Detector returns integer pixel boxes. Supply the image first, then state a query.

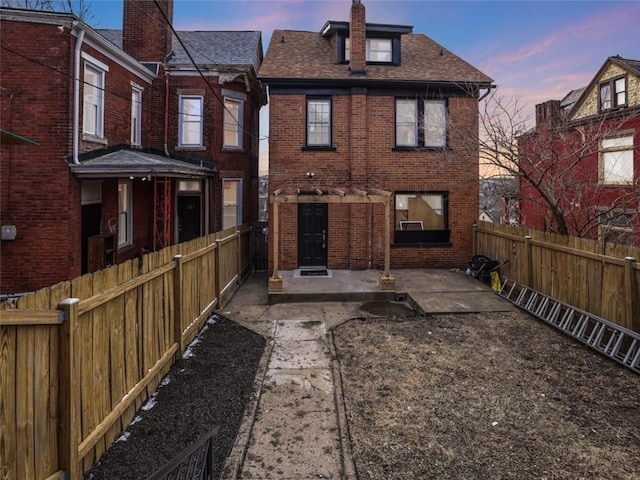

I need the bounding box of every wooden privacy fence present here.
[475,221,639,333]
[0,225,252,480]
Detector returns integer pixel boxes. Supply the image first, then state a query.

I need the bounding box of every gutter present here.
[478,84,497,102]
[72,22,85,164]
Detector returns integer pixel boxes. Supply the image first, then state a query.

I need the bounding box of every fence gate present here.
[252,221,268,271]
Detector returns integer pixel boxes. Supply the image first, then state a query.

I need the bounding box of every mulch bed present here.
[84,315,265,480]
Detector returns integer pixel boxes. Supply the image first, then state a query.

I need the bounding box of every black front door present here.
[298,203,327,266]
[177,195,202,243]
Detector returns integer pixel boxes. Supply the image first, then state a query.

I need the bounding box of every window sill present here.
[82,134,108,145]
[392,146,448,152]
[392,242,452,248]
[176,146,206,151]
[222,146,245,153]
[599,182,634,187]
[302,146,336,152]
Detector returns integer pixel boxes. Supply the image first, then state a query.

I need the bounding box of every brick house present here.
[0,1,265,294]
[259,0,493,291]
[518,56,640,245]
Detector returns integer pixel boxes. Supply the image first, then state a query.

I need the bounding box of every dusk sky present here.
[82,0,640,173]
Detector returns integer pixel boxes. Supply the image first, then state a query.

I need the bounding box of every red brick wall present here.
[1,21,77,292]
[268,92,480,272]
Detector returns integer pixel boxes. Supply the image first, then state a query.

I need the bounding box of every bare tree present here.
[0,0,93,20]
[452,89,639,245]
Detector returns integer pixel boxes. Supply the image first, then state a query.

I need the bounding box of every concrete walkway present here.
[220,269,517,479]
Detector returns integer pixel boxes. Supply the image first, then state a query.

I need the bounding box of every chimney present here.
[535,100,561,128]
[349,0,366,75]
[123,0,173,62]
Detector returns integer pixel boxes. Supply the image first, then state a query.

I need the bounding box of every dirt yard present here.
[332,307,640,480]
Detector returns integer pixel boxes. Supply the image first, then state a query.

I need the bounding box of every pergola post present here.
[268,190,283,293]
[378,196,395,291]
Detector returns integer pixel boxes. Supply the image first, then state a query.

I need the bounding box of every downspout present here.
[72,24,85,164]
[164,71,170,156]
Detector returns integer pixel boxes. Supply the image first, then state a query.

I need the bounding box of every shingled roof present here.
[97,29,263,73]
[259,28,493,86]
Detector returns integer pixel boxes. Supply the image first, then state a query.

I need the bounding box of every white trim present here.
[81,51,109,72]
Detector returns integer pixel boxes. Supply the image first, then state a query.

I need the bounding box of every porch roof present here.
[69,147,214,179]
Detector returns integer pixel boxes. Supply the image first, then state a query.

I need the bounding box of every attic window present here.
[599,76,627,111]
[344,38,396,64]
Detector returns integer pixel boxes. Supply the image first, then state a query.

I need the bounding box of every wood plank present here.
[104,265,123,449]
[0,309,65,325]
[16,294,35,480]
[0,324,17,480]
[91,269,109,462]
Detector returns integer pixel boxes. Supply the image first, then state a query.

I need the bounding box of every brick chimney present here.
[349,0,366,75]
[535,100,561,128]
[123,0,173,62]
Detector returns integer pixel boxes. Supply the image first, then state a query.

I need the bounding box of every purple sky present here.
[84,0,640,173]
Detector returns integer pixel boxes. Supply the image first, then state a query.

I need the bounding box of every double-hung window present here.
[600,77,627,111]
[131,86,142,146]
[118,179,132,247]
[306,98,332,147]
[394,192,450,244]
[82,55,108,138]
[600,135,634,184]
[395,98,447,148]
[222,179,242,229]
[178,95,203,147]
[223,97,243,148]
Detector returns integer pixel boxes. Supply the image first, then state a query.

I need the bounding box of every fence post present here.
[624,257,638,333]
[58,298,81,480]
[524,236,533,287]
[173,255,183,359]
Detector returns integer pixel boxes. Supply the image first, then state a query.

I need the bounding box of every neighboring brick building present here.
[0,1,265,294]
[259,0,493,290]
[518,56,640,245]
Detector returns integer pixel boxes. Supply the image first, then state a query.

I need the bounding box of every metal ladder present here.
[498,278,640,375]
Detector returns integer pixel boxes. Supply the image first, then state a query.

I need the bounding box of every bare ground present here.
[332,307,640,480]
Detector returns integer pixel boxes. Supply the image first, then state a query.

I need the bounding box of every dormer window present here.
[599,76,627,111]
[345,37,396,64]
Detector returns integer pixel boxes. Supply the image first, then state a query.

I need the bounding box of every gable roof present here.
[568,56,640,119]
[97,29,263,73]
[259,28,493,86]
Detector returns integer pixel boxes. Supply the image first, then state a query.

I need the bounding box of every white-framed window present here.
[600,135,634,184]
[395,98,447,148]
[83,60,106,137]
[222,179,242,229]
[131,86,142,146]
[178,95,203,146]
[307,98,331,147]
[118,179,132,247]
[345,38,393,63]
[600,77,627,111]
[394,192,449,243]
[223,97,243,148]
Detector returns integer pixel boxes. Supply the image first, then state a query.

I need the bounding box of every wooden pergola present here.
[268,187,396,293]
